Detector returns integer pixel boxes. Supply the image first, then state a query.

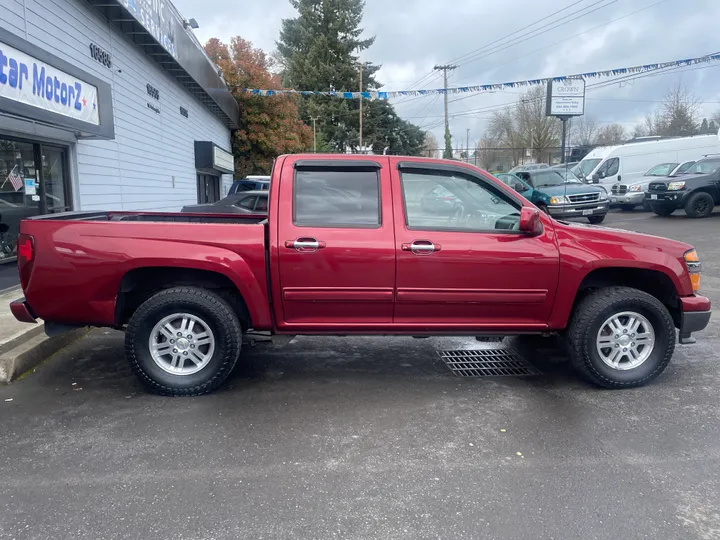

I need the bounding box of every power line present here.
[452,0,620,70]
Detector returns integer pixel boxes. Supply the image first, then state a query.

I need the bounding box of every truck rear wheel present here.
[125,287,242,396]
[567,287,675,389]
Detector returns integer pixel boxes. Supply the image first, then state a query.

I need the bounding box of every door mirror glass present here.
[519,206,542,235]
[514,182,528,193]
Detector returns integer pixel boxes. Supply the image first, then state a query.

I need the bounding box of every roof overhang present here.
[86,0,239,129]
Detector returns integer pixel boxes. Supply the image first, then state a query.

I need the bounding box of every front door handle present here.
[401,240,442,255]
[284,238,326,252]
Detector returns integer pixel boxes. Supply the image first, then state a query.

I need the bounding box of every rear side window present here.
[255,196,268,211]
[294,170,380,227]
[236,196,257,209]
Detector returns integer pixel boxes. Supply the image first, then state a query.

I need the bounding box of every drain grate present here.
[437,349,541,378]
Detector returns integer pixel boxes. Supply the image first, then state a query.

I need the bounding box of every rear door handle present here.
[284,238,326,252]
[401,240,441,255]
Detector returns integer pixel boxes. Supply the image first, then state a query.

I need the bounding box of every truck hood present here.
[537,183,604,196]
[555,219,693,257]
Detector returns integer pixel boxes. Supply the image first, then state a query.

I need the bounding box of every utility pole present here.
[434,64,456,159]
[359,64,364,154]
[310,116,319,152]
[466,128,470,163]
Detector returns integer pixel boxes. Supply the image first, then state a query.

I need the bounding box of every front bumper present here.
[678,295,711,343]
[547,200,609,219]
[609,192,645,205]
[10,298,37,323]
[645,190,687,209]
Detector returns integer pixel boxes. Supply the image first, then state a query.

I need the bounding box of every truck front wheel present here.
[567,287,675,388]
[125,287,242,396]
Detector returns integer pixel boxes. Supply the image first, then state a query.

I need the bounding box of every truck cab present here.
[647,157,720,218]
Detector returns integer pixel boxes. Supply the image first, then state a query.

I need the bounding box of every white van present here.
[576,135,720,186]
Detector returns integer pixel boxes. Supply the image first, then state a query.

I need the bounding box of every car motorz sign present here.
[546,79,585,117]
[0,40,100,125]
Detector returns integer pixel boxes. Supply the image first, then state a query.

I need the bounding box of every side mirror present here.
[519,206,542,235]
[514,182,528,193]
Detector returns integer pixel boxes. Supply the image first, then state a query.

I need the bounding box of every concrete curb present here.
[0,326,90,383]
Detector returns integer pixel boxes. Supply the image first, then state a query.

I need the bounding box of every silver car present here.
[609,161,696,211]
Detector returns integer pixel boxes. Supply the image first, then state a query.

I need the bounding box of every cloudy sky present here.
[174,0,720,148]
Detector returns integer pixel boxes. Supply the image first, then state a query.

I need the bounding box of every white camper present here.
[576,135,720,186]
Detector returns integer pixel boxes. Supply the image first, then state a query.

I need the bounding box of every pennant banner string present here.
[237,53,720,100]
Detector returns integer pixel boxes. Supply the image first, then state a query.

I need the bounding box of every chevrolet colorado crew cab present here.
[10,155,711,396]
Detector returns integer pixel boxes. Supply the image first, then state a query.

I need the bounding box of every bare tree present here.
[569,115,598,146]
[422,132,440,158]
[475,135,501,170]
[596,124,627,145]
[660,83,699,136]
[490,85,561,164]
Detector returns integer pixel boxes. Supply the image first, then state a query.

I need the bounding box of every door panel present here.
[392,165,560,327]
[276,158,395,326]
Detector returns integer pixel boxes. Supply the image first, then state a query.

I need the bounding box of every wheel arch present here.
[115,266,254,329]
[551,265,683,329]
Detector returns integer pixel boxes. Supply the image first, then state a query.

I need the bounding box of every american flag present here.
[6,165,23,192]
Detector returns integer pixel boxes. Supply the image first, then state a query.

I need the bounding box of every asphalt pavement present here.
[1,209,720,540]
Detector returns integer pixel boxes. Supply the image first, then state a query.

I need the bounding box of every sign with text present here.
[0,40,100,125]
[546,79,585,117]
[118,0,178,59]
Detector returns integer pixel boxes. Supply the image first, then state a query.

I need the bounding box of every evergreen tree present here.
[276,0,424,154]
[700,118,709,134]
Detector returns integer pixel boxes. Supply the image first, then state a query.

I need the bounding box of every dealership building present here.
[0,0,239,287]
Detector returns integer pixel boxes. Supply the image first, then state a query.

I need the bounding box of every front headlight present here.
[668,181,686,191]
[598,191,608,200]
[629,185,642,192]
[549,196,570,205]
[684,249,702,292]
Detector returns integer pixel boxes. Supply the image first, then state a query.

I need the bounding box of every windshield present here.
[529,170,580,187]
[576,158,602,177]
[552,168,582,182]
[645,163,678,176]
[673,161,696,175]
[685,159,720,175]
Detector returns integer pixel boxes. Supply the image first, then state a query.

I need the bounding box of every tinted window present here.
[401,171,520,232]
[528,170,569,187]
[255,196,268,211]
[294,170,380,227]
[236,196,257,210]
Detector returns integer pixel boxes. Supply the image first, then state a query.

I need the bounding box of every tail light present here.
[17,233,35,290]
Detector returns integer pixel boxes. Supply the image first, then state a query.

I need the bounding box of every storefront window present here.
[0,138,70,270]
[0,139,39,263]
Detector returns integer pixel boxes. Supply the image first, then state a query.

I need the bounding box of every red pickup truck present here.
[10,154,711,395]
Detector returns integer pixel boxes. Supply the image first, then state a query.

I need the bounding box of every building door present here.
[0,137,71,289]
[197,174,221,204]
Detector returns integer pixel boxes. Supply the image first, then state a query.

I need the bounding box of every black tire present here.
[588,215,605,224]
[651,206,675,217]
[620,204,636,211]
[642,200,651,212]
[125,287,242,396]
[684,192,714,218]
[567,287,675,389]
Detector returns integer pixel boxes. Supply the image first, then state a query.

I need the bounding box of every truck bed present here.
[18,211,272,329]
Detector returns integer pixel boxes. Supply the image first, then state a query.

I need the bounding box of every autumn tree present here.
[204,37,312,177]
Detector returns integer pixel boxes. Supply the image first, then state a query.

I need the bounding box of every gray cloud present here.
[174,0,720,147]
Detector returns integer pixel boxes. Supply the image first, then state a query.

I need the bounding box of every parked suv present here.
[496,169,609,224]
[610,161,696,211]
[647,157,720,218]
